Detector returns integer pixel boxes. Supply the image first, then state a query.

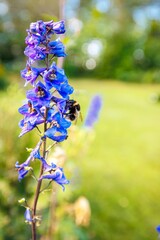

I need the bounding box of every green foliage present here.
[0,65,9,90]
[55,216,90,240]
[143,21,160,69]
[0,76,8,91]
[64,2,160,83]
[97,29,136,80]
[73,80,160,240]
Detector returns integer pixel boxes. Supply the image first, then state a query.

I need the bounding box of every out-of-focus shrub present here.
[0,64,9,90]
[65,10,160,83]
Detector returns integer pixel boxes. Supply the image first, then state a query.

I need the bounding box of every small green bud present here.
[26,148,33,152]
[18,198,26,203]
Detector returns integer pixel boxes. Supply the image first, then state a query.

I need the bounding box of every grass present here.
[70,80,160,240]
[1,79,160,239]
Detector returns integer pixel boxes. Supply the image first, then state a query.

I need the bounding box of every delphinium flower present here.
[25,208,33,223]
[16,19,79,240]
[39,157,69,191]
[84,95,102,129]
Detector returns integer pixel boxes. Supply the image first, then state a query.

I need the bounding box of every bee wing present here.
[74,111,83,124]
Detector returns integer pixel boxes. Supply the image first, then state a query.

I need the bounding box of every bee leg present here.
[80,112,83,121]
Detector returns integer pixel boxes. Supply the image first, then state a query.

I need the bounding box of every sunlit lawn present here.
[1,79,160,240]
[71,80,160,240]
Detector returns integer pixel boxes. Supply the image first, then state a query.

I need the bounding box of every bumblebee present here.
[64,100,82,121]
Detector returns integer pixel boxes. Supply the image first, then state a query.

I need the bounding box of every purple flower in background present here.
[84,95,102,128]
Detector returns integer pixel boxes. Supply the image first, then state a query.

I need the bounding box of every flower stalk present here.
[31,108,47,240]
[16,19,80,239]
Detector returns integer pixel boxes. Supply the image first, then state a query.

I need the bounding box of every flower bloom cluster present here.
[16,20,75,193]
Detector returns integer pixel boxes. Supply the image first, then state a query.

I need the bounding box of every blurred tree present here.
[1,0,160,82]
[143,20,160,69]
[65,0,160,82]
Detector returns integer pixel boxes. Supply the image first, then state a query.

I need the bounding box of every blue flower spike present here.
[16,19,78,235]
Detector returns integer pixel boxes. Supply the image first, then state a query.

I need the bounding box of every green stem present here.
[47,185,57,240]
[31,108,48,240]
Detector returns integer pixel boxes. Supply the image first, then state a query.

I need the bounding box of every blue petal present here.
[24,208,32,222]
[19,121,35,137]
[58,83,74,98]
[156,225,160,233]
[15,162,29,181]
[40,157,56,172]
[18,104,29,115]
[44,126,68,142]
[44,126,57,139]
[41,168,69,190]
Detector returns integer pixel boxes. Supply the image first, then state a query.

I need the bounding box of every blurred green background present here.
[1,0,160,239]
